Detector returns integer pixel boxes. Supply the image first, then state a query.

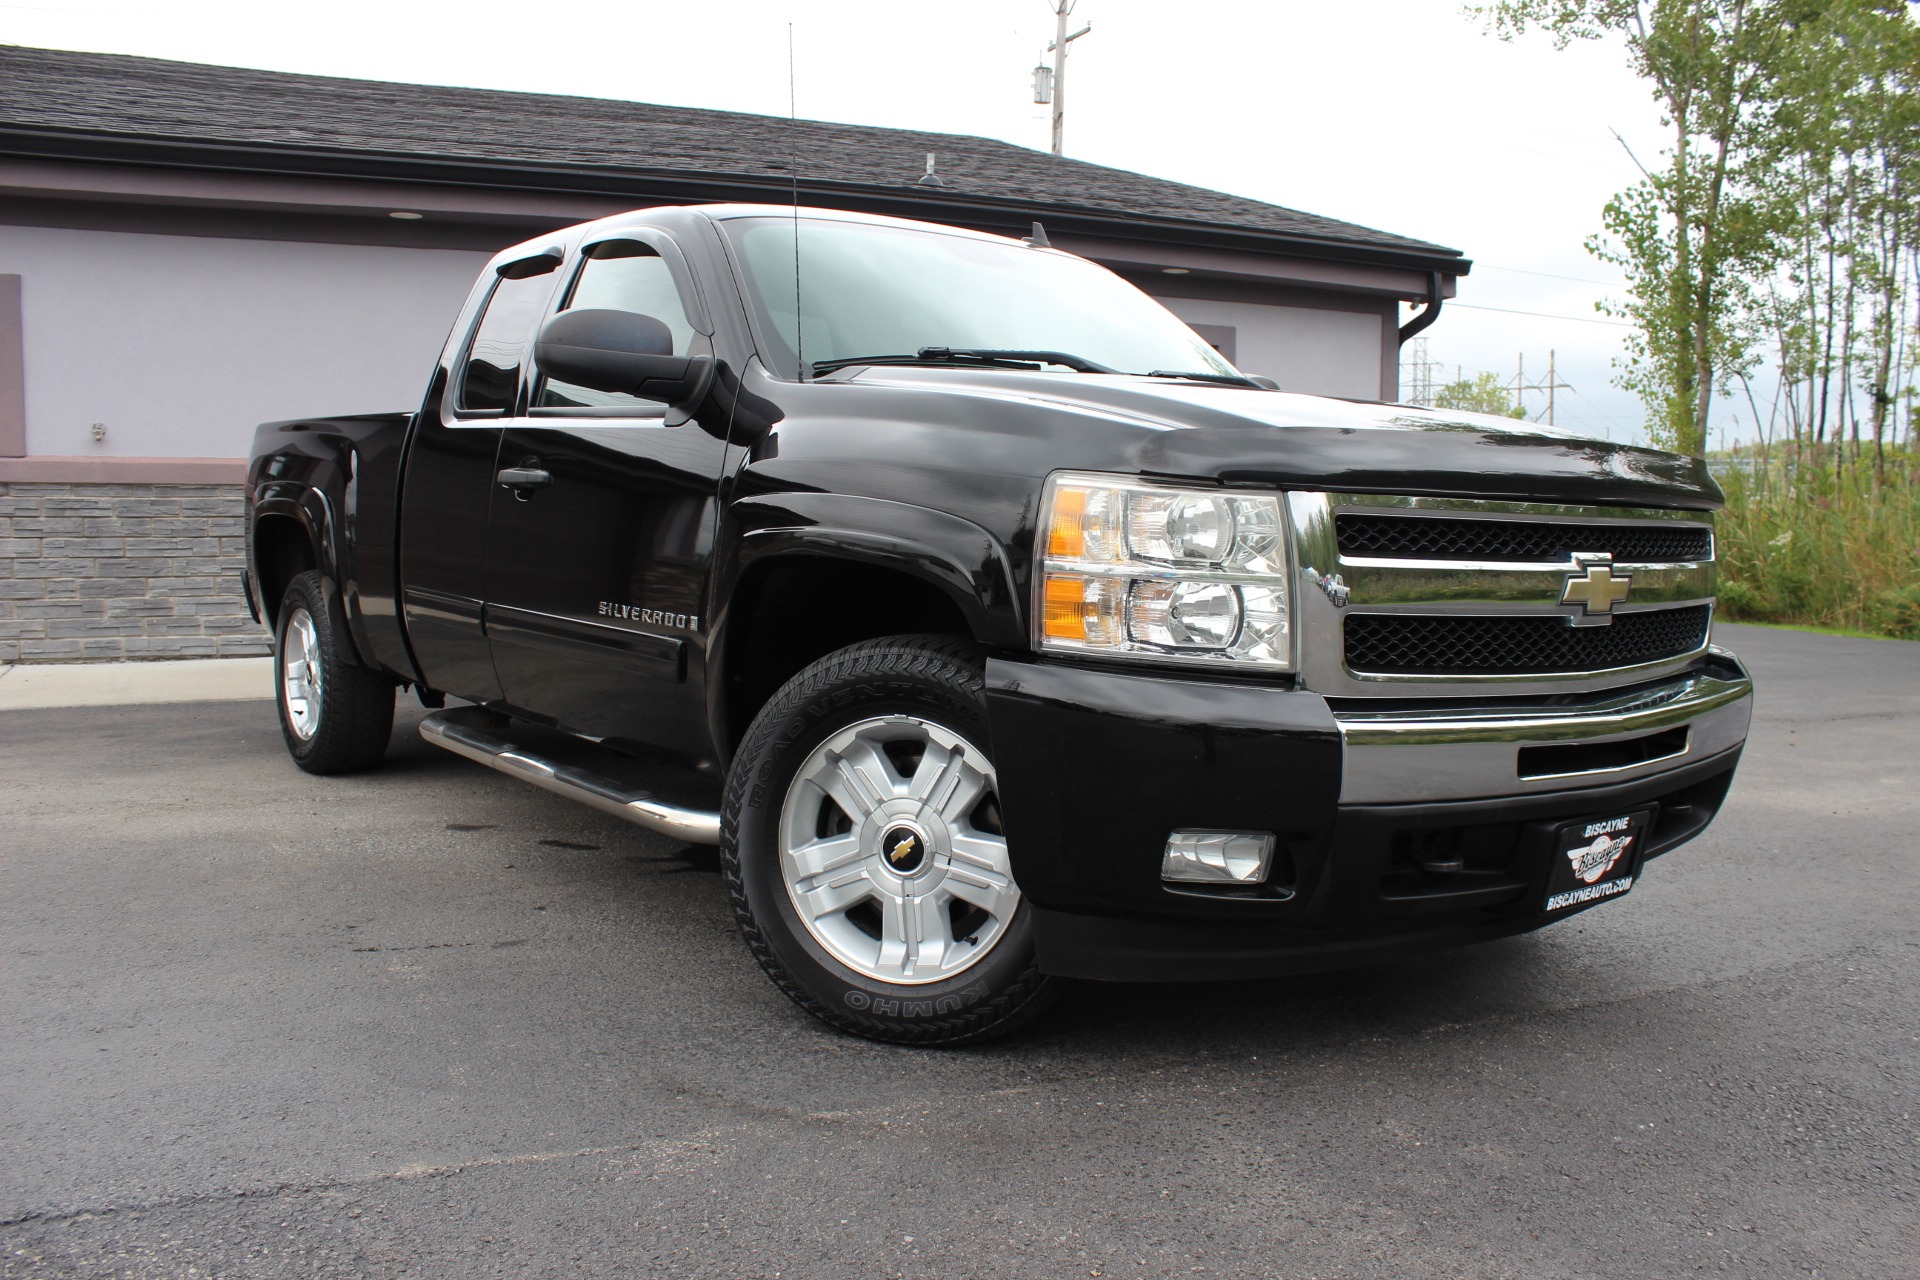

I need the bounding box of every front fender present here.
[716,492,1026,651]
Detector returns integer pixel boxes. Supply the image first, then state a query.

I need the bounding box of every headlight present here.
[1035,471,1293,670]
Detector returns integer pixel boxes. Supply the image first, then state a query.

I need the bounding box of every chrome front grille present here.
[1289,493,1718,696]
[1344,604,1713,676]
[1334,513,1713,564]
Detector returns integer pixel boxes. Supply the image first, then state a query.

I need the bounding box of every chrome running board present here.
[419,706,722,845]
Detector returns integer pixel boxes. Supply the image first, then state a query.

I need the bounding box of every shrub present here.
[1715,457,1920,639]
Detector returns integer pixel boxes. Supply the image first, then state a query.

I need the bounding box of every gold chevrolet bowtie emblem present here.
[887,835,918,865]
[1561,559,1632,615]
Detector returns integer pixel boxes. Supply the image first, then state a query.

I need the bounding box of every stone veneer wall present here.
[0,482,270,662]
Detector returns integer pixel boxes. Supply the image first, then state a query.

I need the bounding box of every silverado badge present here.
[1560,555,1631,621]
[598,602,700,632]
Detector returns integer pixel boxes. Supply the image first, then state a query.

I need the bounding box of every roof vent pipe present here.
[916,153,946,188]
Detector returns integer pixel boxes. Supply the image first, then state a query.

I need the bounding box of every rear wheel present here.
[275,570,395,774]
[721,635,1056,1046]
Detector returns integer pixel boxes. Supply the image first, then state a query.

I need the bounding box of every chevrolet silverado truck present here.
[244,204,1753,1045]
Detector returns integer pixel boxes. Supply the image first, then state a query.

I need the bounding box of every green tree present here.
[1435,370,1530,417]
[1749,1,1919,469]
[1480,0,1786,456]
[1480,1,1919,462]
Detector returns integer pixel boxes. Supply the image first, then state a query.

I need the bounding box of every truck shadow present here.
[362,707,1629,1053]
[623,843,721,876]
[1024,929,1606,1054]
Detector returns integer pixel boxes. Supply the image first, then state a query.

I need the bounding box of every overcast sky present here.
[2,0,1718,445]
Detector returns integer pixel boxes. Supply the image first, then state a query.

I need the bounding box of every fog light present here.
[1161,830,1275,884]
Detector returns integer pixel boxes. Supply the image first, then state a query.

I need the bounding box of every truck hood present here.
[839,367,1721,510]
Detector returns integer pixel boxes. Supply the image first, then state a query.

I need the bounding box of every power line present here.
[1474,264,1627,288]
[1564,385,1648,444]
[1493,142,1644,182]
[1448,301,1634,328]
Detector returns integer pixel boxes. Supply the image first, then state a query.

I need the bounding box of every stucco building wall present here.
[0,225,488,459]
[0,223,1396,463]
[1155,296,1391,401]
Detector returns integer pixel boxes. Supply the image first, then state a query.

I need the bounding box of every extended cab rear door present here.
[482,230,728,756]
[398,249,566,704]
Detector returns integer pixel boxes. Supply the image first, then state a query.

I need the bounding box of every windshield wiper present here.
[809,347,1121,378]
[923,348,1121,373]
[1145,369,1270,389]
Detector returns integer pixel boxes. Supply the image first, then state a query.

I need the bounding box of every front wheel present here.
[275,570,395,774]
[721,635,1056,1046]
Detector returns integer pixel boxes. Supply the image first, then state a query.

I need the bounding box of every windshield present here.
[722,216,1238,381]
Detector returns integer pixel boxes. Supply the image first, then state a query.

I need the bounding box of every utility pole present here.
[1040,1,1091,157]
[1508,350,1574,424]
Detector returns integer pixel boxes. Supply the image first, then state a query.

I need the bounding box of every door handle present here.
[496,466,552,492]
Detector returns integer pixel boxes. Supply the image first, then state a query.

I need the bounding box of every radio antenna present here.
[788,23,804,380]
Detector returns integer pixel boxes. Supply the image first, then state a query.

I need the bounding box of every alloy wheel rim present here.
[779,714,1019,986]
[282,607,323,741]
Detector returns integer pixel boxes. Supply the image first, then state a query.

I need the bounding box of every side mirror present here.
[534,309,709,405]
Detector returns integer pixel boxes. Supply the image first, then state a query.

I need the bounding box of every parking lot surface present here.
[3,623,1917,1279]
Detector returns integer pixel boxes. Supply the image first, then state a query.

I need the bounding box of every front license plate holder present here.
[1543,807,1654,914]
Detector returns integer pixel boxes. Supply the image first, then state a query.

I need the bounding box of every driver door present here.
[483,233,728,757]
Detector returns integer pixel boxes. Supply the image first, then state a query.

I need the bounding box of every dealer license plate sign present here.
[1544,810,1650,913]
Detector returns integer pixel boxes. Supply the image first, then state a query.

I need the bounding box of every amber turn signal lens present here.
[1046,486,1088,559]
[1042,573,1125,645]
[1042,574,1090,640]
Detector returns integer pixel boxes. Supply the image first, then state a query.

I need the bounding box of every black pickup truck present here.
[245,203,1752,1045]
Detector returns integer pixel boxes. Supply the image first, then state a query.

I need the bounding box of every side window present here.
[458,270,558,413]
[537,243,698,410]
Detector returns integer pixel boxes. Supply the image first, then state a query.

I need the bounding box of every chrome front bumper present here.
[1333,649,1753,804]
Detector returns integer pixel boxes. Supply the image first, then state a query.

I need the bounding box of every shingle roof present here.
[0,45,1461,266]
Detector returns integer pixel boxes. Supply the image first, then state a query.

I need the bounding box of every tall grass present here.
[1715,455,1920,639]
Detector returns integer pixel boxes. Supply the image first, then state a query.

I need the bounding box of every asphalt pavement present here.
[3,623,1916,1279]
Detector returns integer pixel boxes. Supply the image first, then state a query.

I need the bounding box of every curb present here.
[0,657,275,710]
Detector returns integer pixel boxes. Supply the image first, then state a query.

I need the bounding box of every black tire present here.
[274,570,395,775]
[721,635,1058,1046]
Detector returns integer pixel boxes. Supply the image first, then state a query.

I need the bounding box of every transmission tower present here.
[1400,337,1442,406]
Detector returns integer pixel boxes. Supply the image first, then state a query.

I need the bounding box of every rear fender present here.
[250,482,362,666]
